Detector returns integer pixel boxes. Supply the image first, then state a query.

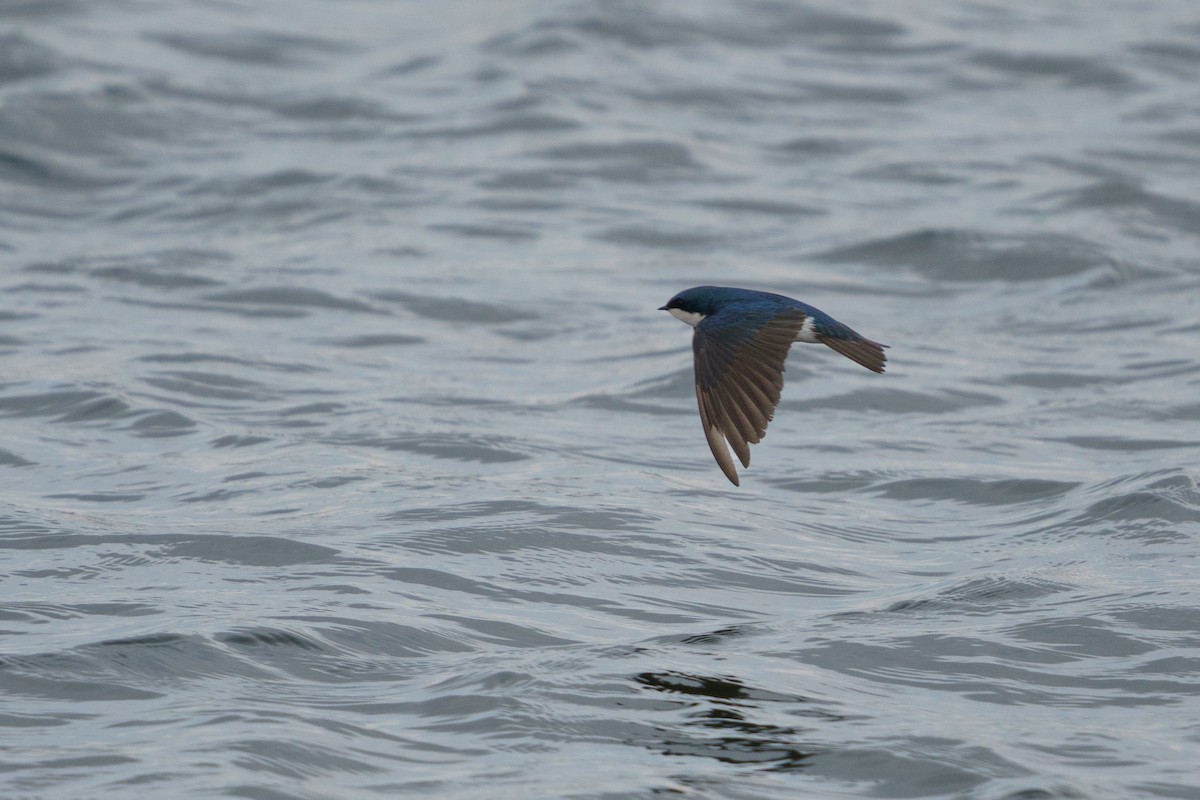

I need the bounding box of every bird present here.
[660,285,887,486]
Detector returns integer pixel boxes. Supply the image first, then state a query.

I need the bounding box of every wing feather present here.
[693,308,808,485]
[698,392,740,486]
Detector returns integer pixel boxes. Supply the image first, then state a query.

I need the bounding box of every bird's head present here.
[659,286,720,327]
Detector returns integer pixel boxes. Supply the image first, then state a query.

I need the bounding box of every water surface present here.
[2,1,1199,798]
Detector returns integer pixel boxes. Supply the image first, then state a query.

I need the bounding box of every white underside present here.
[795,316,819,343]
[670,308,820,342]
[668,308,706,327]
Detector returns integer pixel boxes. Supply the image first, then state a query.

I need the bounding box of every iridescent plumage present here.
[661,286,887,485]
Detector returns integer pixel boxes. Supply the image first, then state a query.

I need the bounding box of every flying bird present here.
[660,285,887,486]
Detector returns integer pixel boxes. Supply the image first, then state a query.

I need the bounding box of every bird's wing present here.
[693,307,808,486]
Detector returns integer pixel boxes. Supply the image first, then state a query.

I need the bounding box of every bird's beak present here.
[657,304,668,311]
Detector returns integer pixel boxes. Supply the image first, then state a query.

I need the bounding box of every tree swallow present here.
[660,286,887,486]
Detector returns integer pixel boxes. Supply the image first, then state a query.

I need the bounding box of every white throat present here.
[668,308,706,327]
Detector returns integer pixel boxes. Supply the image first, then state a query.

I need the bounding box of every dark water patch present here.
[801,633,1189,707]
[1077,491,1200,527]
[533,139,704,183]
[219,737,388,780]
[90,265,222,289]
[1013,617,1159,658]
[0,447,34,467]
[385,568,690,624]
[0,86,178,158]
[543,2,903,51]
[772,136,873,159]
[1150,401,1200,421]
[120,298,301,319]
[143,371,276,403]
[885,576,1074,615]
[302,619,476,660]
[11,633,284,690]
[211,435,273,448]
[970,50,1134,89]
[770,471,881,494]
[872,477,1078,506]
[0,0,81,18]
[384,501,662,556]
[572,393,686,416]
[186,169,335,197]
[0,389,131,422]
[493,325,562,342]
[470,196,564,212]
[1040,178,1200,236]
[631,671,816,771]
[0,32,59,83]
[538,139,698,167]
[409,112,579,140]
[1111,605,1200,637]
[1053,436,1200,452]
[595,224,721,250]
[792,387,1002,414]
[807,740,1022,798]
[373,290,537,323]
[0,150,120,197]
[202,287,378,314]
[691,197,824,217]
[4,280,87,294]
[636,671,805,703]
[478,169,578,191]
[1023,472,1200,542]
[816,229,1108,282]
[23,248,233,289]
[427,222,539,241]
[1006,372,1112,389]
[1132,40,1200,71]
[138,353,319,375]
[398,520,665,558]
[45,492,146,503]
[0,602,159,624]
[428,614,578,649]
[279,402,344,417]
[299,475,368,489]
[387,499,654,529]
[695,567,855,597]
[630,85,802,113]
[143,78,422,125]
[272,95,396,121]
[378,54,441,76]
[158,535,339,566]
[858,161,966,185]
[127,410,198,437]
[340,433,529,463]
[218,627,323,653]
[146,30,352,67]
[0,530,338,567]
[794,80,911,105]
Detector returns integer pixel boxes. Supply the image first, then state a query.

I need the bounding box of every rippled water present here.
[3,1,1199,798]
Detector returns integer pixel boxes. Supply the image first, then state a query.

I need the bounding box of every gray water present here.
[2,1,1199,798]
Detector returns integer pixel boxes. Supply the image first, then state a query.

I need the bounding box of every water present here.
[2,1,1199,797]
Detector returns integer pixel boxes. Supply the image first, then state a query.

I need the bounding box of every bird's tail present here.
[820,334,888,373]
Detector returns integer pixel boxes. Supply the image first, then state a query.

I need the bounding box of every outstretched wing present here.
[692,307,808,486]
